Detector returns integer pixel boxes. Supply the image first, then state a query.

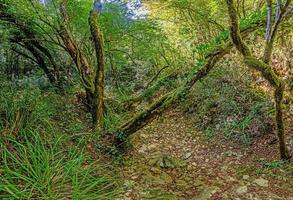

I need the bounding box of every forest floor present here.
[116,109,293,200]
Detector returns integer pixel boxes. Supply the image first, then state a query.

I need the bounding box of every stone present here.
[253,178,269,187]
[160,155,185,168]
[243,175,249,180]
[225,150,242,157]
[160,172,173,184]
[144,172,172,185]
[215,124,220,129]
[142,189,176,199]
[148,153,186,169]
[228,177,236,182]
[138,145,147,153]
[159,156,176,168]
[183,152,192,160]
[236,186,248,195]
[225,150,233,157]
[176,180,188,189]
[140,133,148,138]
[192,179,204,187]
[123,180,135,188]
[193,186,219,200]
[221,165,229,171]
[150,167,161,174]
[148,144,157,149]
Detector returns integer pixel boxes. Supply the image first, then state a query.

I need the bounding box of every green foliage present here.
[0,79,59,132]
[0,0,292,198]
[0,77,120,199]
[255,160,290,176]
[0,131,118,199]
[262,160,287,168]
[183,63,272,145]
[237,160,291,178]
[222,103,263,144]
[104,107,123,130]
[239,8,267,28]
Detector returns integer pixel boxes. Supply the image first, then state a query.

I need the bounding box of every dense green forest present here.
[0,0,292,199]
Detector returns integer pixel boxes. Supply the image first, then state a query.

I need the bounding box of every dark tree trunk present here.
[0,3,64,90]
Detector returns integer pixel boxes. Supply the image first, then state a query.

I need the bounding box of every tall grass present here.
[0,131,118,199]
[0,78,120,199]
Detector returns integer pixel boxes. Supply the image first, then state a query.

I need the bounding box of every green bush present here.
[182,62,272,144]
[0,77,120,199]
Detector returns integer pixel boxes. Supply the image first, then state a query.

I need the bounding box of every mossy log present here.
[111,19,266,148]
[122,71,179,110]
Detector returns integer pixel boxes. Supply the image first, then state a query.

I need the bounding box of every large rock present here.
[236,185,248,195]
[193,186,219,200]
[144,170,173,186]
[148,153,186,168]
[253,178,269,187]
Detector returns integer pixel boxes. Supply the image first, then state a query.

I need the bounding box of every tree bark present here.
[10,37,58,86]
[58,0,105,127]
[89,9,105,128]
[59,0,94,93]
[225,0,291,160]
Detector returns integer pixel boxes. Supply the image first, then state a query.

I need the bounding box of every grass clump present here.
[0,131,119,199]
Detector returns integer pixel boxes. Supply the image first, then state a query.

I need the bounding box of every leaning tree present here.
[225,0,291,160]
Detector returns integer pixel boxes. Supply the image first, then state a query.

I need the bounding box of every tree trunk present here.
[89,9,105,129]
[275,83,290,160]
[226,0,291,160]
[1,3,64,90]
[59,0,106,127]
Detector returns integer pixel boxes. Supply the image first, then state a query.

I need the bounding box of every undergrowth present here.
[0,77,120,199]
[181,61,273,145]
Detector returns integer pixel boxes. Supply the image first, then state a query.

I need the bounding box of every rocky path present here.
[117,109,293,199]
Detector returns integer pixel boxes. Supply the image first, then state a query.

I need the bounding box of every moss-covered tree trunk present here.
[225,0,291,160]
[59,0,106,128]
[89,4,105,129]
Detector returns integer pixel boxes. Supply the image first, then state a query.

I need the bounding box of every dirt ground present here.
[117,109,293,200]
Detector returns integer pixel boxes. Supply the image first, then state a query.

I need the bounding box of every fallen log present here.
[110,17,266,148]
